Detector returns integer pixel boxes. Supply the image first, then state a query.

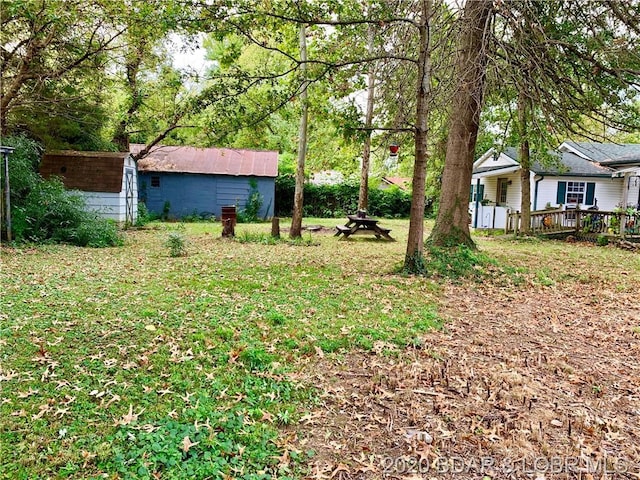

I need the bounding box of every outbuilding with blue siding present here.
[133,144,278,220]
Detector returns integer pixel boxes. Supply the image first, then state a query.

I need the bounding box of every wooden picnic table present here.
[334,214,395,241]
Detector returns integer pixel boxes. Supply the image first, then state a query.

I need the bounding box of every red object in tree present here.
[389,144,399,156]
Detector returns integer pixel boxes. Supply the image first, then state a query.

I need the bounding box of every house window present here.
[556,181,595,206]
[469,184,484,202]
[566,181,585,204]
[151,175,160,188]
[497,178,509,205]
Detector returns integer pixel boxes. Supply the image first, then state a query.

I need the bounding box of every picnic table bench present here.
[334,214,395,241]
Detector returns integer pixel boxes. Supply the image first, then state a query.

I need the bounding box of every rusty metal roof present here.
[382,177,412,191]
[40,151,128,193]
[132,144,278,177]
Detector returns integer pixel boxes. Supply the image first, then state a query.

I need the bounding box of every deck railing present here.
[507,208,640,238]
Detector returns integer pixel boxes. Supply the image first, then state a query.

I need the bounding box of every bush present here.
[13,178,123,247]
[2,135,122,247]
[274,174,413,218]
[1,135,42,206]
[237,179,263,223]
[136,202,152,227]
[165,231,187,257]
[368,186,412,218]
[596,234,609,246]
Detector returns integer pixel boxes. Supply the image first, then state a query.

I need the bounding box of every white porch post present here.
[473,177,480,228]
[620,173,631,237]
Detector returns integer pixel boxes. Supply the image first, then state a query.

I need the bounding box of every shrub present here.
[239,346,274,371]
[13,178,122,247]
[274,173,296,216]
[162,201,171,220]
[1,135,42,205]
[165,231,187,257]
[57,218,123,247]
[136,202,152,227]
[237,179,263,223]
[3,135,122,247]
[275,174,413,218]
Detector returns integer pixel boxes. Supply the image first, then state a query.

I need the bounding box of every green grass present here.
[476,234,640,290]
[2,218,639,479]
[0,219,440,479]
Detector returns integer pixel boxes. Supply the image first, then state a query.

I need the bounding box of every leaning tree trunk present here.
[290,24,309,239]
[112,44,146,151]
[358,25,376,211]
[518,91,531,234]
[429,0,493,248]
[403,0,432,273]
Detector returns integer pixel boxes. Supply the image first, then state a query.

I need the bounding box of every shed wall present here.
[73,158,137,223]
[138,173,274,219]
[77,191,126,221]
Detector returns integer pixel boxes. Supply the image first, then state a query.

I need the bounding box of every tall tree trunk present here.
[290,24,309,239]
[0,38,45,135]
[112,47,145,151]
[429,0,493,248]
[403,0,432,273]
[518,91,531,234]
[358,25,376,212]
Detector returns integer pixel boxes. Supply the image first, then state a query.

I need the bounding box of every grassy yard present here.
[1,219,439,479]
[1,219,638,479]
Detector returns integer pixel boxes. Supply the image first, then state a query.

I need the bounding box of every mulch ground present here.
[293,282,640,479]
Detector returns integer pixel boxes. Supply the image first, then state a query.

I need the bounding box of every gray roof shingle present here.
[478,146,615,177]
[562,141,640,163]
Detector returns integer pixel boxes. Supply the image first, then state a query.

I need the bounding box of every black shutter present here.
[556,181,566,204]
[585,182,595,205]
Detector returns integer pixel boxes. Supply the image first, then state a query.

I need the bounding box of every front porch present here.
[506,208,640,239]
[470,203,512,229]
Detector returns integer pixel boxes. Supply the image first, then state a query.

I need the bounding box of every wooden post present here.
[515,211,520,236]
[4,150,11,242]
[221,218,235,237]
[620,173,630,238]
[271,217,280,238]
[505,209,510,235]
[1,147,14,242]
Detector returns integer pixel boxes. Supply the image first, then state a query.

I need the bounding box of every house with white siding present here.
[470,142,640,229]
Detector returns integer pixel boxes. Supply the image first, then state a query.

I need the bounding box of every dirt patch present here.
[294,283,640,479]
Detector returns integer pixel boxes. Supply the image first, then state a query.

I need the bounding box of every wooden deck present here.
[507,208,640,239]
